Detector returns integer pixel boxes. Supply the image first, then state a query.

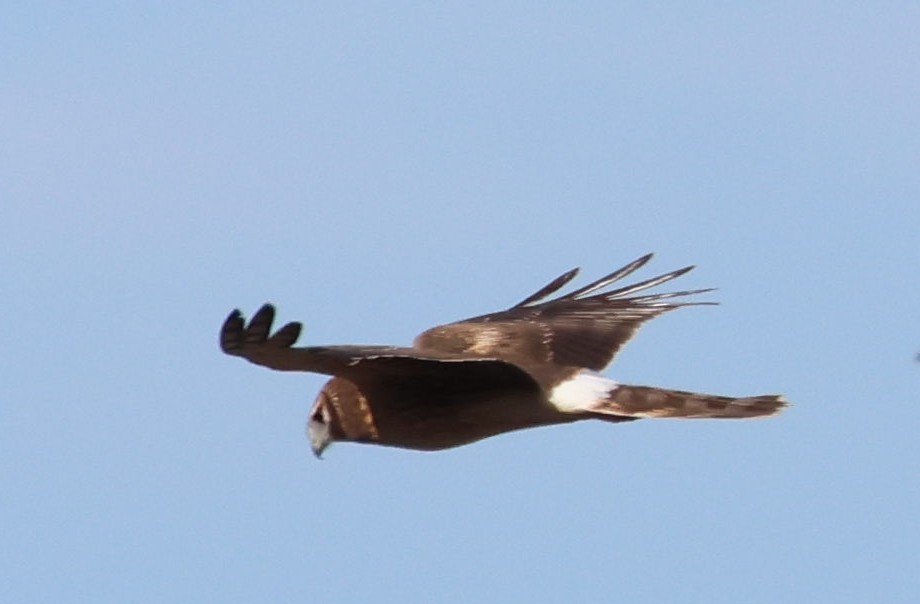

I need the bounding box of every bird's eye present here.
[311,409,326,423]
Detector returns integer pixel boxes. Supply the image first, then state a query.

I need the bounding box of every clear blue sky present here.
[3,3,918,603]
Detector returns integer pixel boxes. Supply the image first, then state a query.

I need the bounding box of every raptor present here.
[220,254,786,457]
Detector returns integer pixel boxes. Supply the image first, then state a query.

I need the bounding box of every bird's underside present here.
[220,253,788,456]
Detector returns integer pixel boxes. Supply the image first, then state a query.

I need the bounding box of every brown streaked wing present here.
[220,303,538,391]
[414,254,715,372]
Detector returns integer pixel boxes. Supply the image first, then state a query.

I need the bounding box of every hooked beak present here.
[311,440,329,459]
[308,418,331,459]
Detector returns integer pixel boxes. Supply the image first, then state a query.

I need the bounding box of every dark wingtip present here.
[220,309,245,353]
[268,320,302,347]
[513,267,582,308]
[253,303,276,321]
[627,252,655,271]
[221,304,284,353]
[557,253,657,302]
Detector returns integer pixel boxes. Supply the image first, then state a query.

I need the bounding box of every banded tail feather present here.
[549,371,786,420]
[595,385,787,419]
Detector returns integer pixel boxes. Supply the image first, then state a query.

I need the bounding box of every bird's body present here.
[220,254,787,456]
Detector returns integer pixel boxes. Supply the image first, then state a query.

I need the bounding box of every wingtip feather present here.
[220,309,245,353]
[513,267,581,307]
[268,321,302,347]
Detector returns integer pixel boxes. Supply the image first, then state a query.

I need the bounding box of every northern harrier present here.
[220,254,787,457]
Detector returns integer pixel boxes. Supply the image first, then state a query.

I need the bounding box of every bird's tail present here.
[590,384,787,420]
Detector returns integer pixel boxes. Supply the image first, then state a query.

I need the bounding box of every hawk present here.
[220,254,787,457]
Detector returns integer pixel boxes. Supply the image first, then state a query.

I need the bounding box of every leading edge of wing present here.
[220,304,539,389]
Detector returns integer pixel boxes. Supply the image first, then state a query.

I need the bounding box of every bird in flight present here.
[220,254,787,457]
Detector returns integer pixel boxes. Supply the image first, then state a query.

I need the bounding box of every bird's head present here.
[307,377,376,458]
[307,390,334,458]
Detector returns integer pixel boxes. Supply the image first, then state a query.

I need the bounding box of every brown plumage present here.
[220,254,787,457]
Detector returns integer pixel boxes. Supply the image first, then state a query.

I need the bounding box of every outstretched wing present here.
[220,303,538,391]
[414,253,715,374]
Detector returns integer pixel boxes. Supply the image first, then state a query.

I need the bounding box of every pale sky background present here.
[3,3,919,603]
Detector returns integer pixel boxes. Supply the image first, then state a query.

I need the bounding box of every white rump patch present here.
[549,370,618,413]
